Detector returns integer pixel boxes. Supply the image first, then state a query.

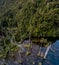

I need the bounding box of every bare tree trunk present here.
[17,20,23,44]
[29,16,33,50]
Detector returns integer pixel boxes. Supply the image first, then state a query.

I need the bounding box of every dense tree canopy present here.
[0,0,59,59]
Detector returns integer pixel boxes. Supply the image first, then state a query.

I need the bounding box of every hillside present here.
[0,0,59,61]
[0,0,59,37]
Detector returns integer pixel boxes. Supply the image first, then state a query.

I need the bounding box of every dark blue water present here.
[45,40,59,65]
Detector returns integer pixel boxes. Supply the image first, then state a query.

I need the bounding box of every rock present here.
[32,62,35,65]
[24,44,31,49]
[37,52,41,57]
[38,62,42,65]
[40,52,44,58]
[26,51,31,56]
[19,60,22,64]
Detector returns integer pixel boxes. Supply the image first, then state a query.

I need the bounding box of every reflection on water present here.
[0,40,59,65]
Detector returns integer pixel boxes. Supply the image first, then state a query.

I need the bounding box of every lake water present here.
[0,40,59,65]
[44,40,59,65]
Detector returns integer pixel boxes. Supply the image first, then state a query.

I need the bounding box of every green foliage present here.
[0,0,59,59]
[0,0,59,40]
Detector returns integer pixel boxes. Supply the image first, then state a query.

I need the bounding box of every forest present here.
[0,0,59,64]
